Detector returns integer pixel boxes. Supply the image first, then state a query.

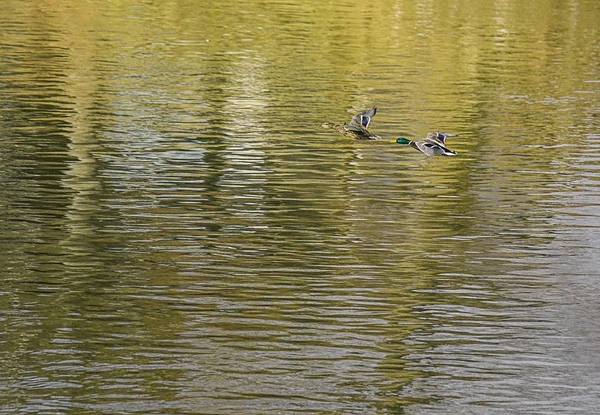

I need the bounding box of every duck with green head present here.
[321,106,381,140]
[392,132,458,157]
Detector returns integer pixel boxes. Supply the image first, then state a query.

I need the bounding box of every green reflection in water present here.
[0,0,599,413]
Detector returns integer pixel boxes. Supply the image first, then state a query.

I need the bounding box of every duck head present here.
[391,137,411,144]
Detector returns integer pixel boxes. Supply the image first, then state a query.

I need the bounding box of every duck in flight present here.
[321,106,380,140]
[392,132,458,157]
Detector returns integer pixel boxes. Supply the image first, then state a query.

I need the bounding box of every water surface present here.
[1,0,599,413]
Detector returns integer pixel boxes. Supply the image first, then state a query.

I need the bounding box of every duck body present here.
[321,106,381,140]
[320,122,381,140]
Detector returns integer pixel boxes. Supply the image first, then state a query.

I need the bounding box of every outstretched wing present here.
[350,106,377,129]
[426,131,458,145]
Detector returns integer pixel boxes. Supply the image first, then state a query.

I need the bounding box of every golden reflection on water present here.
[1,0,599,413]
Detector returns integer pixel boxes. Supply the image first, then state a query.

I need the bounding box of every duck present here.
[320,106,381,140]
[392,133,458,157]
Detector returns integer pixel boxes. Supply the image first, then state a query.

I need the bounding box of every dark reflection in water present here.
[1,0,599,413]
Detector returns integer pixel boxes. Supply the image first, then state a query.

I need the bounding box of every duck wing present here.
[350,106,377,129]
[426,132,458,145]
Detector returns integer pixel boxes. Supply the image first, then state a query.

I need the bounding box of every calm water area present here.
[1,0,599,413]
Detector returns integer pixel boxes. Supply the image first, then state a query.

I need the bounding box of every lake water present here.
[1,0,599,413]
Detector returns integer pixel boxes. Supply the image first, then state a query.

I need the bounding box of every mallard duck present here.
[392,134,458,157]
[320,106,380,140]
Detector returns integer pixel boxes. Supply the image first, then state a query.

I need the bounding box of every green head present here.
[393,137,411,145]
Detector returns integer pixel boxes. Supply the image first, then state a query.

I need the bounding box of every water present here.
[1,0,599,413]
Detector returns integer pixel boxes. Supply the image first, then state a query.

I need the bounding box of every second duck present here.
[392,132,458,157]
[321,106,381,140]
